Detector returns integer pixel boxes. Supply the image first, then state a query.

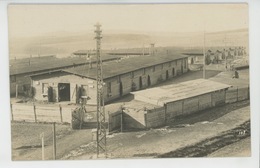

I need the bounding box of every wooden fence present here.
[10,86,250,131]
[225,86,250,103]
[10,103,73,124]
[108,110,122,133]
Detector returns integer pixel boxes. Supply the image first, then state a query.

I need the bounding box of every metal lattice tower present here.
[94,23,106,156]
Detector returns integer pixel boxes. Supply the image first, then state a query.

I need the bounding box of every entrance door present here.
[147,75,151,87]
[139,76,143,89]
[191,58,194,64]
[58,83,70,101]
[172,68,175,77]
[166,70,169,80]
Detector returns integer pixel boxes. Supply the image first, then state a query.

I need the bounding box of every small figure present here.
[232,70,239,79]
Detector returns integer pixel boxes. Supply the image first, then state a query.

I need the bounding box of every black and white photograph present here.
[3,2,255,163]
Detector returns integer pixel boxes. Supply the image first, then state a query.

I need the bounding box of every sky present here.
[8,4,248,38]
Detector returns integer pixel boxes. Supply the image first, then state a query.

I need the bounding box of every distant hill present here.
[9,28,248,59]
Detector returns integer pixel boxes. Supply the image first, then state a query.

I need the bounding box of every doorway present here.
[58,83,70,102]
[139,76,143,89]
[172,68,175,77]
[166,70,169,80]
[147,75,151,87]
[191,58,194,64]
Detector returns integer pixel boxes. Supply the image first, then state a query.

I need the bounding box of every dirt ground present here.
[208,137,251,157]
[11,122,93,160]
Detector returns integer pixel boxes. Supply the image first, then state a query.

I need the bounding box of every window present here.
[42,83,49,94]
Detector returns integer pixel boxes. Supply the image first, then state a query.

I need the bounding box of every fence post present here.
[248,85,250,99]
[59,105,63,123]
[40,132,45,160]
[236,86,239,102]
[107,111,110,133]
[182,100,184,115]
[224,89,227,104]
[10,103,14,121]
[164,104,167,124]
[121,106,123,133]
[53,122,57,160]
[33,103,37,122]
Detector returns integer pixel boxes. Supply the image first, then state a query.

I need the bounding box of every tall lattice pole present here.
[94,23,107,157]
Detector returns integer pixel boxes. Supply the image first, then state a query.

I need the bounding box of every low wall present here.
[108,110,122,133]
[11,103,73,124]
[145,107,165,128]
[225,86,249,103]
[165,101,183,121]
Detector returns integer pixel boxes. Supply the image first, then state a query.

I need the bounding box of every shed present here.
[131,79,230,122]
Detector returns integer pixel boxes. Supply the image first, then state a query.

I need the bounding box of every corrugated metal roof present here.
[63,53,187,79]
[132,79,230,106]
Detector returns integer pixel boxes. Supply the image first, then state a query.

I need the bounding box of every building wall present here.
[165,100,183,122]
[163,92,216,122]
[104,72,133,102]
[31,57,188,104]
[104,57,188,103]
[31,72,97,104]
[123,90,225,129]
[198,93,212,111]
[183,96,199,115]
[145,107,165,128]
[211,89,226,106]
[10,74,32,96]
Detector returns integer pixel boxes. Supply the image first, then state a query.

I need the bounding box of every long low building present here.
[9,54,123,97]
[29,53,188,104]
[122,79,230,129]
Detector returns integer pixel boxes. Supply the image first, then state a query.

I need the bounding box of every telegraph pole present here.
[203,31,206,79]
[224,34,228,71]
[94,23,107,157]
